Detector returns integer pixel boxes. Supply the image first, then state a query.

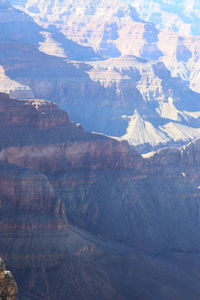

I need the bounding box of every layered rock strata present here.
[0,3,200,151]
[1,92,200,299]
[0,92,199,251]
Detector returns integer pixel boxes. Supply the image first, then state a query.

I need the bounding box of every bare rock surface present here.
[0,2,200,151]
[0,93,200,299]
[0,258,17,300]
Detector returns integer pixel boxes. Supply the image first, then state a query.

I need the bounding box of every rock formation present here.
[0,258,17,300]
[0,1,198,152]
[0,91,199,249]
[0,1,200,299]
[0,92,200,299]
[125,0,200,36]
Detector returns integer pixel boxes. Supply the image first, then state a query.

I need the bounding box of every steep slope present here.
[1,92,200,299]
[121,0,200,94]
[12,0,162,60]
[11,0,200,66]
[0,92,200,250]
[0,1,199,152]
[125,0,200,36]
[145,137,200,173]
[120,101,200,151]
[0,0,98,61]
[122,110,169,146]
[88,56,200,150]
[0,92,129,299]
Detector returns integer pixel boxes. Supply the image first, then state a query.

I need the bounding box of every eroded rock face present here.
[1,92,200,299]
[124,0,200,37]
[0,258,17,300]
[86,55,200,150]
[145,138,200,186]
[0,92,199,252]
[0,2,200,152]
[10,0,200,71]
[11,0,162,59]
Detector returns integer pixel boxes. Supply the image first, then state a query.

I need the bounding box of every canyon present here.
[0,92,200,299]
[0,1,200,299]
[0,0,198,151]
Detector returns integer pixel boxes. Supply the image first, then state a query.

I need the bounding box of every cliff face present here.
[1,92,200,299]
[86,55,200,151]
[0,2,199,152]
[145,138,200,185]
[1,2,200,299]
[0,92,200,251]
[11,0,162,59]
[121,0,199,35]
[11,0,200,67]
[0,258,17,300]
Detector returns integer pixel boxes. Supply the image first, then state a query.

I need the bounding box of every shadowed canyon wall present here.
[0,92,200,299]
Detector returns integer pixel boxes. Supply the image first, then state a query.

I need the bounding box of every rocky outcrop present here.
[0,93,69,129]
[0,93,140,172]
[0,258,17,300]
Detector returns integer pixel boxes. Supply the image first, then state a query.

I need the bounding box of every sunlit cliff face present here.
[0,0,196,153]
